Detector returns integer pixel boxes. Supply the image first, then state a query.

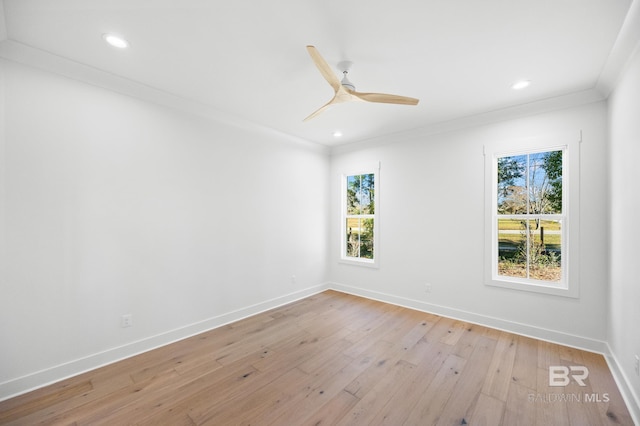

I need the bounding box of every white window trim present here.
[340,163,380,268]
[484,132,581,298]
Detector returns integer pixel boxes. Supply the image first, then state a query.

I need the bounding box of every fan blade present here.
[303,99,335,121]
[307,45,341,92]
[353,92,419,105]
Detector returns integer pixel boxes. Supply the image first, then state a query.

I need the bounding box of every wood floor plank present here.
[435,335,499,425]
[266,354,366,425]
[439,319,470,346]
[450,322,487,360]
[482,330,518,401]
[258,354,356,425]
[511,334,539,391]
[470,392,505,425]
[0,290,633,426]
[0,371,133,425]
[560,360,603,426]
[0,380,93,424]
[403,353,468,425]
[537,339,563,370]
[502,381,537,426]
[114,353,266,425]
[194,367,309,425]
[399,316,455,367]
[342,340,396,398]
[296,337,355,375]
[340,316,431,402]
[338,360,417,425]
[535,366,571,426]
[186,324,359,424]
[377,341,454,425]
[424,316,461,344]
[340,305,406,359]
[73,369,185,426]
[298,390,359,426]
[266,338,402,425]
[251,327,351,374]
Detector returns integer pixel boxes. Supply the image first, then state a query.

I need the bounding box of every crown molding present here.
[0,39,329,155]
[330,88,605,156]
[596,0,640,96]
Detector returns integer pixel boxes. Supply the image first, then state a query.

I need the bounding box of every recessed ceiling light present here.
[103,33,129,49]
[333,131,343,138]
[511,80,531,90]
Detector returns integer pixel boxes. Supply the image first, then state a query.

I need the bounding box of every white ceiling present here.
[0,0,638,147]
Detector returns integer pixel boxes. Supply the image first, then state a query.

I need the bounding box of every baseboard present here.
[328,282,608,354]
[605,343,640,426]
[0,283,330,402]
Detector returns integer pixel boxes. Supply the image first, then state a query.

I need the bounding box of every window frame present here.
[484,133,581,298]
[340,164,380,268]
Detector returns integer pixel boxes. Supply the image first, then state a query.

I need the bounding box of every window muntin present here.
[342,170,378,266]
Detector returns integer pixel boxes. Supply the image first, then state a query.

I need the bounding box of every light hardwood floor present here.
[0,290,634,425]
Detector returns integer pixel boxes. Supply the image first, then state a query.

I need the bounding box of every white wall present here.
[608,45,640,416]
[330,101,610,350]
[0,59,330,399]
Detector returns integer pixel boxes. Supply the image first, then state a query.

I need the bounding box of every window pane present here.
[360,218,374,259]
[360,174,375,214]
[528,219,562,282]
[529,151,562,214]
[346,218,360,258]
[529,150,562,214]
[347,175,360,215]
[497,218,527,278]
[497,155,527,214]
[498,218,562,282]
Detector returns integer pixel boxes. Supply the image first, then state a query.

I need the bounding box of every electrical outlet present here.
[291,275,297,284]
[635,354,639,376]
[121,314,133,328]
[425,283,432,293]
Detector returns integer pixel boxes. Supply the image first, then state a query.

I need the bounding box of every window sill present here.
[339,258,379,269]
[485,276,578,298]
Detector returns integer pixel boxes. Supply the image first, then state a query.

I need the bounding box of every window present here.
[484,133,580,297]
[341,166,379,266]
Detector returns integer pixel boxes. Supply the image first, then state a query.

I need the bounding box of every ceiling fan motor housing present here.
[337,61,356,91]
[341,73,356,91]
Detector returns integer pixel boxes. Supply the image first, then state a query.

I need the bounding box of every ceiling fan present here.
[304,45,419,121]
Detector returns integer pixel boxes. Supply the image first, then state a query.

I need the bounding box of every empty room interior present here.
[1,0,639,424]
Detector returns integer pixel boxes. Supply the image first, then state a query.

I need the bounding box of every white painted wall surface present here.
[330,101,610,349]
[0,59,330,398]
[608,45,640,417]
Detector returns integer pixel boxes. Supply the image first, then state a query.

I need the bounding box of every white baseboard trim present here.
[328,282,608,354]
[0,283,330,402]
[605,344,640,426]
